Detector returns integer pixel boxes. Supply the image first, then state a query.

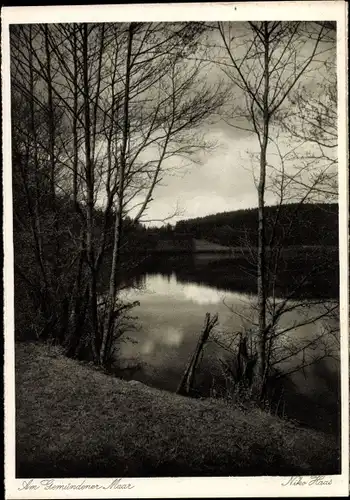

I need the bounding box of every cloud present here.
[127,23,337,227]
[140,125,271,224]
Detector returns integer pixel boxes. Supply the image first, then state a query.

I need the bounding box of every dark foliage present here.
[173,203,338,248]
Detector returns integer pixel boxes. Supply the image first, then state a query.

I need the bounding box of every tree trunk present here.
[99,24,134,366]
[254,22,270,398]
[82,23,99,362]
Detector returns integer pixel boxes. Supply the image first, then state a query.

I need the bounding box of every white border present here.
[2,2,349,499]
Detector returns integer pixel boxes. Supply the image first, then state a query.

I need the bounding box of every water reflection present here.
[118,273,247,388]
[126,271,253,305]
[116,263,340,435]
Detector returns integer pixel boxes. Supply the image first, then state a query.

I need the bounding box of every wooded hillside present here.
[174,203,338,248]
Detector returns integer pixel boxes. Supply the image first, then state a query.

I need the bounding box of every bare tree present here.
[11,25,71,341]
[213,21,337,397]
[11,22,225,365]
[281,59,337,200]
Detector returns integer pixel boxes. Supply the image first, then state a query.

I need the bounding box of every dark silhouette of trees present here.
[11,22,225,364]
[174,203,338,248]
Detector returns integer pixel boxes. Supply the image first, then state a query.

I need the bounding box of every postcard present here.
[2,2,349,498]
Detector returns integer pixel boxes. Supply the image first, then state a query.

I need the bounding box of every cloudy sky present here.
[9,19,336,227]
[142,123,264,224]
[134,22,337,227]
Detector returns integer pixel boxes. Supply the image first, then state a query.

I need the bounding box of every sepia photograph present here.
[3,2,348,498]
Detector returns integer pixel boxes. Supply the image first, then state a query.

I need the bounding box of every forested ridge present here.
[174,203,338,247]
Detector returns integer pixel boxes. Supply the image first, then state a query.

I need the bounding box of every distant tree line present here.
[173,203,338,248]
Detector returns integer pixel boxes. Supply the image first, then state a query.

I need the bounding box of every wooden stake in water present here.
[177,312,219,396]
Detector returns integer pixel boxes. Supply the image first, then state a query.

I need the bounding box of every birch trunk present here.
[82,23,99,362]
[254,22,270,398]
[99,24,134,366]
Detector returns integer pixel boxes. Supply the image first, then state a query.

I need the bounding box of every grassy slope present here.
[16,342,340,478]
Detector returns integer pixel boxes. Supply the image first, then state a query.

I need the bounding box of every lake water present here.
[116,255,340,434]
